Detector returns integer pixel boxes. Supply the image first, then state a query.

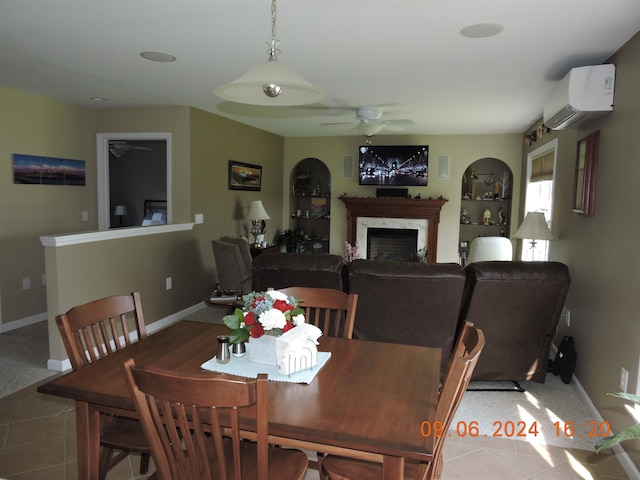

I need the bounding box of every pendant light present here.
[215,0,326,106]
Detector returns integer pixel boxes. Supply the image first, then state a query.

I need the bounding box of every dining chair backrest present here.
[55,292,147,371]
[428,321,485,479]
[276,287,358,339]
[122,359,308,480]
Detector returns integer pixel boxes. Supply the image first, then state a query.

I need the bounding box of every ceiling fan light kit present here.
[215,0,326,106]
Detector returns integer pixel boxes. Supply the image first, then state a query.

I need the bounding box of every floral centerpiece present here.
[223,290,306,344]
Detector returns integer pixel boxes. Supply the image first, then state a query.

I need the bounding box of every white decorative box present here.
[248,334,278,366]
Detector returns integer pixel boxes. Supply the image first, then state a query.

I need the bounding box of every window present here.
[522,139,557,261]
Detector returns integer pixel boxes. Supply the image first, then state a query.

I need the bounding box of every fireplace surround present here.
[340,196,448,263]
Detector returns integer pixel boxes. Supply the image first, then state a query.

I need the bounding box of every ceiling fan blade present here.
[382,124,406,132]
[383,119,414,126]
[321,121,357,126]
[129,145,154,151]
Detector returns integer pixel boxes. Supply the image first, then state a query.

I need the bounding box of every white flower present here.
[266,290,288,302]
[258,309,287,331]
[291,314,306,326]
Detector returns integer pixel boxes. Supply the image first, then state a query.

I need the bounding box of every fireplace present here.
[367,228,418,262]
[340,196,448,263]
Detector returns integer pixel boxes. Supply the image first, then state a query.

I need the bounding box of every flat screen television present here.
[358,145,429,186]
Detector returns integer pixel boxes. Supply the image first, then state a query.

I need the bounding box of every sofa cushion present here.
[460,261,570,383]
[348,259,467,374]
[252,253,348,292]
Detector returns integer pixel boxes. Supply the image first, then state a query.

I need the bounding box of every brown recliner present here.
[211,240,252,294]
[252,253,348,292]
[459,261,570,383]
[348,259,467,374]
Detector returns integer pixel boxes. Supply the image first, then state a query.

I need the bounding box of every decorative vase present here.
[249,334,278,366]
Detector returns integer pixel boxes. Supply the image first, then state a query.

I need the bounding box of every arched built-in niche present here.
[459,157,513,263]
[288,158,331,253]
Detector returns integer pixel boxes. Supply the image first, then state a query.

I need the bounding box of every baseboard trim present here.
[571,372,640,478]
[0,312,48,334]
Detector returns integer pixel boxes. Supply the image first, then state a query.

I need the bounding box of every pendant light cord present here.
[267,0,280,62]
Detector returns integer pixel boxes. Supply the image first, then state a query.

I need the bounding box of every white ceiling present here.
[1,0,639,138]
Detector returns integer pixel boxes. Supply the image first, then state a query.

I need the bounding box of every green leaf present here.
[223,308,244,330]
[595,424,640,452]
[229,328,249,344]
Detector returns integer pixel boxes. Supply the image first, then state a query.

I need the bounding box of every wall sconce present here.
[247,200,270,247]
[114,205,127,227]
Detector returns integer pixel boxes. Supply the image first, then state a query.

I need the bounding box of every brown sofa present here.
[348,259,467,375]
[459,261,571,383]
[252,253,348,292]
[250,253,571,384]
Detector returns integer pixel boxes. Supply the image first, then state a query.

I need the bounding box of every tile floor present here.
[0,377,631,480]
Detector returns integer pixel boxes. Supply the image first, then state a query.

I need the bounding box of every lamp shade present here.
[247,200,270,220]
[215,60,327,106]
[114,205,127,216]
[512,212,554,240]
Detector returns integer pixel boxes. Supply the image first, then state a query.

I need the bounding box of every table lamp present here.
[247,200,270,247]
[114,205,127,227]
[512,211,554,261]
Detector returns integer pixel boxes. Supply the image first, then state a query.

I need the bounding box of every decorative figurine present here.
[483,208,492,225]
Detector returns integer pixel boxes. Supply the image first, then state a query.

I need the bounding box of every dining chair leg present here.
[98,447,113,480]
[317,452,328,480]
[139,452,150,474]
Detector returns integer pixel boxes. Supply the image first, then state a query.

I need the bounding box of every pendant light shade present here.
[215,60,326,106]
[214,0,326,106]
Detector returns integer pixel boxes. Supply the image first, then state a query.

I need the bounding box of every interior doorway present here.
[96,132,172,229]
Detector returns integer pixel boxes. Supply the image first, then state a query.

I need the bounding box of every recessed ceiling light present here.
[460,23,504,38]
[140,51,176,62]
[90,97,107,102]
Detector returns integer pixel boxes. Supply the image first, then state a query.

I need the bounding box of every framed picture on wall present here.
[228,161,262,191]
[572,130,599,216]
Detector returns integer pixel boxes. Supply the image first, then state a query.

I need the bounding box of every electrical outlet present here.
[42,274,46,286]
[621,367,629,392]
[82,211,88,222]
[165,277,172,290]
[22,277,31,290]
[565,310,571,327]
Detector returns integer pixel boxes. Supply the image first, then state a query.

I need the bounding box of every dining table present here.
[37,320,442,480]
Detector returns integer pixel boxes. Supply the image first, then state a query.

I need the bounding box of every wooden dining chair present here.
[55,292,153,480]
[277,286,358,478]
[276,287,358,339]
[121,359,309,480]
[321,321,485,480]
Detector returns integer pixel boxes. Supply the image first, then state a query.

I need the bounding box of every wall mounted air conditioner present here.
[543,64,615,130]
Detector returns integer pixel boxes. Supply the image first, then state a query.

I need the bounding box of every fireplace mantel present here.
[340,196,448,263]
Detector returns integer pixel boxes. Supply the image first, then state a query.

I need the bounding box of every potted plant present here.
[280,228,306,253]
[595,393,640,452]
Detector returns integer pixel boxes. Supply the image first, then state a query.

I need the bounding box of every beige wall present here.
[522,30,640,464]
[43,230,203,361]
[0,87,98,327]
[189,107,285,283]
[284,134,522,261]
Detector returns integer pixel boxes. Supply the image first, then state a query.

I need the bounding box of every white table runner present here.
[201,351,331,384]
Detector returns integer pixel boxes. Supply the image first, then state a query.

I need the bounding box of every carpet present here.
[452,374,600,451]
[0,321,57,398]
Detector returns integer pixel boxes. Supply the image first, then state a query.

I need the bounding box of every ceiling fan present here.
[321,107,414,137]
[109,140,154,158]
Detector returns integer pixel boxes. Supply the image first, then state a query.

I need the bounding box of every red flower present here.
[282,320,294,332]
[244,312,256,326]
[273,299,293,313]
[250,323,264,338]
